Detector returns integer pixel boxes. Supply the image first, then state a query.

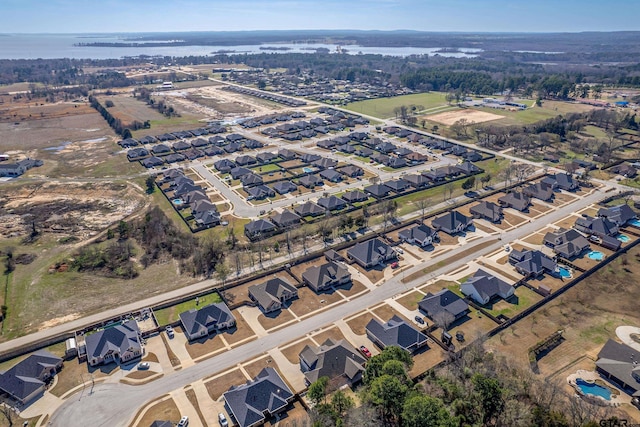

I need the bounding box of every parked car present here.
[359,345,372,358]
[178,416,189,427]
[395,247,404,254]
[390,261,399,269]
[138,362,150,370]
[218,413,229,427]
[414,315,425,325]
[166,326,175,338]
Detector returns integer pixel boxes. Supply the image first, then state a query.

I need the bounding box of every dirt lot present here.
[258,308,296,331]
[205,368,248,401]
[397,290,425,311]
[290,287,343,318]
[281,338,316,364]
[134,396,180,427]
[289,257,326,281]
[185,332,227,359]
[346,312,373,336]
[0,98,95,123]
[243,357,281,381]
[350,263,387,283]
[426,109,505,126]
[371,303,411,324]
[408,346,447,378]
[335,279,367,298]
[224,271,299,306]
[225,311,257,346]
[313,326,347,347]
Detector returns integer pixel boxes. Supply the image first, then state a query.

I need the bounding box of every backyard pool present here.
[302,167,314,173]
[575,378,612,401]
[557,266,572,278]
[587,251,604,261]
[172,199,183,205]
[630,219,640,227]
[617,234,630,243]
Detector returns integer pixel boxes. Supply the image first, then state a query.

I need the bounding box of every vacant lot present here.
[427,109,505,126]
[345,92,449,119]
[96,94,165,124]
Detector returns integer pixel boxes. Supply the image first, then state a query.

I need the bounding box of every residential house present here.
[298,174,324,189]
[338,165,364,178]
[256,152,278,163]
[340,190,369,204]
[595,339,640,398]
[610,163,638,178]
[223,367,294,427]
[365,184,392,198]
[470,201,503,223]
[179,302,236,341]
[384,179,411,193]
[317,139,337,149]
[366,316,428,354]
[498,191,531,212]
[347,238,396,269]
[204,146,225,156]
[0,350,63,405]
[127,148,149,160]
[431,211,473,235]
[278,149,297,160]
[183,190,209,205]
[249,278,298,313]
[355,147,374,158]
[299,339,366,387]
[462,151,483,162]
[523,182,555,202]
[194,210,221,227]
[337,144,356,154]
[418,290,469,322]
[272,181,297,195]
[404,174,430,188]
[385,157,407,169]
[460,269,515,305]
[301,153,321,163]
[85,320,142,367]
[151,144,171,155]
[141,157,164,168]
[191,199,217,215]
[215,159,236,173]
[406,152,427,164]
[547,173,579,191]
[271,210,301,229]
[319,169,343,183]
[313,157,338,169]
[456,161,481,175]
[172,141,190,151]
[165,153,186,163]
[247,185,275,200]
[399,224,438,247]
[543,228,591,259]
[224,142,243,153]
[302,262,351,293]
[191,138,209,148]
[244,139,263,149]
[395,147,413,157]
[173,182,202,198]
[294,201,324,217]
[574,216,619,238]
[598,204,637,226]
[509,249,558,277]
[241,173,264,187]
[318,196,347,211]
[235,155,257,166]
[245,219,277,240]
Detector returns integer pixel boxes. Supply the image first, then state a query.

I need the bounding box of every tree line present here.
[88,95,148,137]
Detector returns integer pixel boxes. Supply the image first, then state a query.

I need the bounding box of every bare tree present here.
[433,311,455,332]
[233,252,243,276]
[417,198,431,222]
[0,405,16,427]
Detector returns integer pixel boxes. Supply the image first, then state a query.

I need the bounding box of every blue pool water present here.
[587,251,604,261]
[302,167,314,173]
[172,199,183,205]
[630,219,640,227]
[576,378,612,400]
[617,234,630,242]
[558,267,572,278]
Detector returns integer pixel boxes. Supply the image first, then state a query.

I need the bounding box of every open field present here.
[0,99,96,123]
[426,109,505,126]
[474,100,597,127]
[96,94,165,124]
[344,92,449,119]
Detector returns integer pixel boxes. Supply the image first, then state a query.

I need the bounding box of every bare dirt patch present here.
[205,368,248,401]
[185,333,226,360]
[133,396,180,427]
[426,109,505,126]
[313,326,347,346]
[290,287,343,318]
[346,312,372,336]
[258,308,296,331]
[225,311,257,346]
[281,338,316,364]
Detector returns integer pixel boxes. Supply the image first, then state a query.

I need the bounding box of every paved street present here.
[49,186,604,427]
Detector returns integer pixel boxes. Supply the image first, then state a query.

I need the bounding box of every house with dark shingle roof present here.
[294,201,324,217]
[127,147,149,160]
[347,238,396,269]
[245,219,277,240]
[85,320,142,367]
[547,173,579,191]
[337,144,356,154]
[399,224,438,247]
[509,249,557,278]
[271,210,301,229]
[498,191,531,212]
[299,339,366,387]
[432,211,473,235]
[0,350,62,405]
[179,303,235,341]
[319,169,342,183]
[406,152,427,164]
[165,153,186,164]
[366,315,428,354]
[183,190,209,205]
[574,216,619,238]
[298,174,324,189]
[595,339,640,398]
[341,190,369,204]
[318,195,347,211]
[256,152,278,163]
[141,157,164,168]
[247,185,275,200]
[598,204,637,226]
[230,166,252,180]
[470,201,502,223]
[235,155,257,166]
[194,210,221,227]
[338,165,364,178]
[191,199,218,215]
[404,174,430,188]
[385,157,407,169]
[223,367,294,427]
[418,290,469,322]
[543,228,590,259]
[151,144,171,155]
[272,181,297,195]
[278,149,297,160]
[523,182,554,201]
[301,153,321,164]
[461,269,514,305]
[204,146,225,156]
[385,179,411,193]
[172,141,191,151]
[241,173,264,187]
[302,262,351,293]
[249,278,298,313]
[214,159,236,173]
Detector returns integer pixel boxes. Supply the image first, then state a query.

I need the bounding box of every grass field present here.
[132,116,204,139]
[96,94,165,124]
[345,92,449,119]
[154,292,222,326]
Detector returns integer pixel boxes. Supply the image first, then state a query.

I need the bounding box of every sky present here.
[1,0,639,33]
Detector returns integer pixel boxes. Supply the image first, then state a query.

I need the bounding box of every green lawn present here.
[485,287,540,318]
[154,292,222,326]
[252,163,281,174]
[345,92,449,119]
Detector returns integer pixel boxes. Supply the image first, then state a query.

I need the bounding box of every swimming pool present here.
[172,199,183,205]
[557,266,572,278]
[587,250,604,261]
[302,167,314,173]
[617,234,630,242]
[576,378,612,400]
[630,219,640,227]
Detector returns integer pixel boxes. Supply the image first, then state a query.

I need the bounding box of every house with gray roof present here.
[461,269,514,305]
[299,339,366,387]
[151,144,171,155]
[338,165,364,178]
[319,169,343,183]
[399,224,438,247]
[404,174,430,188]
[278,149,297,160]
[298,174,324,189]
[596,339,640,397]
[347,238,396,269]
[241,173,264,187]
[85,320,142,367]
[235,155,257,166]
[141,157,164,168]
[194,210,221,228]
[574,216,619,239]
[418,290,469,322]
[249,278,298,313]
[271,210,301,229]
[498,191,531,212]
[543,228,590,259]
[523,182,554,202]
[313,157,338,169]
[341,190,369,204]
[247,185,275,200]
[179,302,236,341]
[318,195,347,211]
[204,146,225,156]
[245,219,277,240]
[365,184,391,199]
[509,249,557,277]
[302,262,351,293]
[431,211,473,235]
[230,167,252,180]
[183,190,209,205]
[257,152,278,163]
[0,350,62,405]
[223,367,294,427]
[470,201,502,223]
[598,204,637,226]
[294,201,324,217]
[545,173,579,191]
[366,316,428,354]
[272,181,297,195]
[215,159,236,173]
[127,148,149,160]
[385,179,411,193]
[191,199,218,215]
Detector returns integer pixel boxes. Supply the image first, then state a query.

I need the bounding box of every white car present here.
[165,326,175,338]
[138,362,150,370]
[395,248,404,254]
[218,413,229,426]
[177,416,189,427]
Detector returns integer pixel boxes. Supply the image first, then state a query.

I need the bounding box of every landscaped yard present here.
[153,292,222,326]
[483,286,543,318]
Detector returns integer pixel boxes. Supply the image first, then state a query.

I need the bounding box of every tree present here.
[0,405,16,427]
[402,395,455,427]
[364,346,413,384]
[367,374,408,423]
[257,80,266,90]
[472,373,505,424]
[3,247,15,275]
[331,390,354,416]
[215,261,229,286]
[122,128,132,139]
[481,173,492,188]
[145,175,156,194]
[433,310,455,332]
[417,198,431,222]
[104,99,115,108]
[461,176,475,191]
[308,376,329,405]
